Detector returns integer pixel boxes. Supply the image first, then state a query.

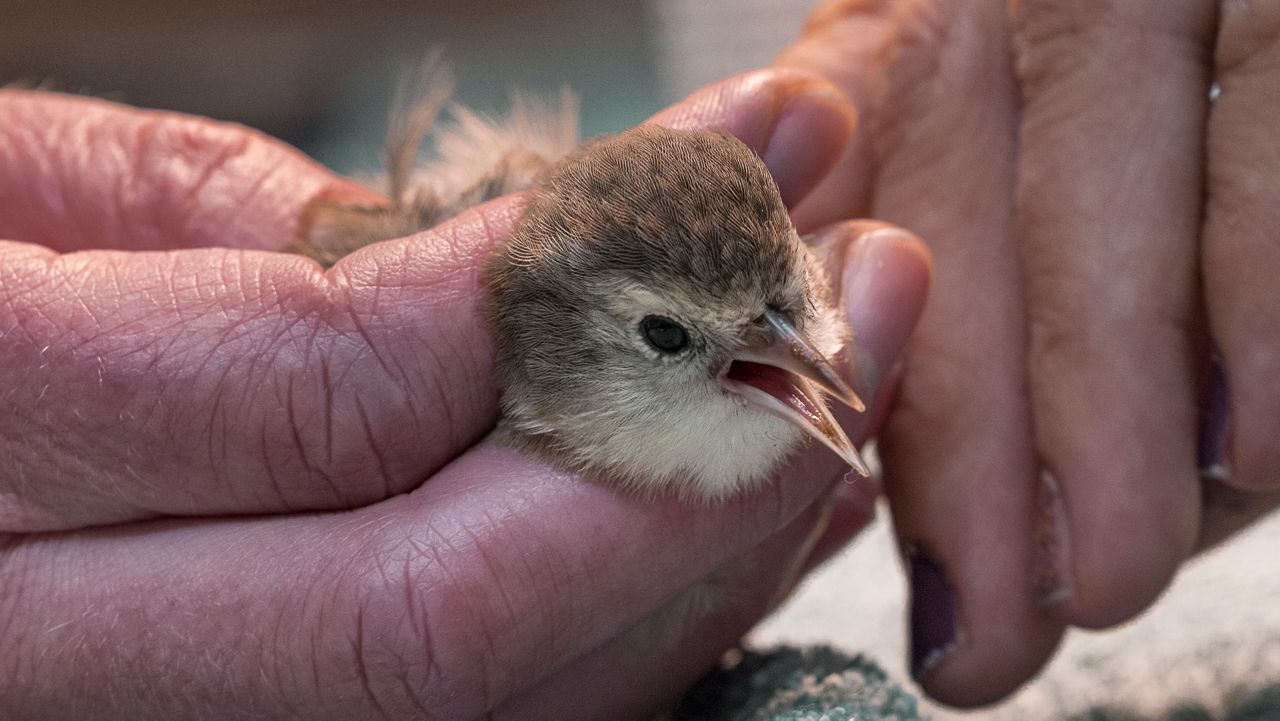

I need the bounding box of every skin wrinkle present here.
[398,535,447,696]
[121,117,161,249]
[0,536,34,708]
[349,605,393,721]
[390,503,580,716]
[492,505,825,719]
[259,425,291,509]
[120,117,157,249]
[200,288,338,506]
[415,527,486,714]
[455,524,507,715]
[471,508,531,649]
[284,374,341,505]
[354,395,396,503]
[190,133,258,223]
[366,547,438,719]
[361,541,438,719]
[303,541,369,718]
[204,355,234,485]
[304,598,328,720]
[50,117,94,251]
[393,668,434,721]
[319,355,336,468]
[416,329,463,455]
[333,265,434,460]
[333,269,401,386]
[172,122,254,218]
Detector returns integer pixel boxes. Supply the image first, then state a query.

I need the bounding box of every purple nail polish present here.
[907,546,959,680]
[1198,351,1231,481]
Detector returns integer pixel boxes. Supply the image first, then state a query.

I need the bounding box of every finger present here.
[781,0,1065,705]
[0,467,846,720]
[650,68,857,209]
[0,70,855,532]
[1012,0,1217,627]
[0,89,383,252]
[773,0,888,228]
[1203,1,1280,495]
[1194,355,1280,550]
[0,204,511,531]
[492,494,849,720]
[0,223,927,720]
[392,223,929,718]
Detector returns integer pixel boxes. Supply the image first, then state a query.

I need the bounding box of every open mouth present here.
[719,310,869,476]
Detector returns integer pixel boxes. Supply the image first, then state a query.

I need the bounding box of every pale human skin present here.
[776,0,1280,707]
[0,71,932,719]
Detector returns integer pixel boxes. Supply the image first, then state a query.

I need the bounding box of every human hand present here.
[777,0,1280,707]
[0,71,931,719]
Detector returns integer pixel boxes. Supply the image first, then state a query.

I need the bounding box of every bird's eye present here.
[640,315,689,354]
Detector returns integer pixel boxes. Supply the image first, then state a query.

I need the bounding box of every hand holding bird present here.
[299,66,883,498]
[0,70,931,719]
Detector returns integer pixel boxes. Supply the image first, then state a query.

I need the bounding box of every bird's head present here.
[487,125,866,498]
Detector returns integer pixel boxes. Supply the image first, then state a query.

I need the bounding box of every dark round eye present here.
[640,315,689,354]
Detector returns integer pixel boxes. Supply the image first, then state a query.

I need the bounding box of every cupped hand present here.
[0,71,931,720]
[778,0,1280,707]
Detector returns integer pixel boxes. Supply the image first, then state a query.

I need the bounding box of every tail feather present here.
[382,50,456,206]
[410,87,580,214]
[293,53,580,267]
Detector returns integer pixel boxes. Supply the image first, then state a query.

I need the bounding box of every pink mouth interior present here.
[726,361,832,432]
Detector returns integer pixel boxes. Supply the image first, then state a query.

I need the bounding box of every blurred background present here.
[1,0,817,172]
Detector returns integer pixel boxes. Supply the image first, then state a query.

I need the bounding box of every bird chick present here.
[293,66,868,498]
[487,125,867,498]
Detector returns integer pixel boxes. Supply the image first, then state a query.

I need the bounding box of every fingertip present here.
[1042,504,1191,629]
[648,68,857,207]
[835,224,932,394]
[0,90,370,252]
[916,629,1062,708]
[760,85,857,207]
[906,546,1065,708]
[301,180,391,221]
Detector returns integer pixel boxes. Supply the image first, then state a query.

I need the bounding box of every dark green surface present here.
[675,646,927,721]
[675,646,1280,721]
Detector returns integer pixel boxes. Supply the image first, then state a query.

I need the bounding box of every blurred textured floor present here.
[754,505,1280,719]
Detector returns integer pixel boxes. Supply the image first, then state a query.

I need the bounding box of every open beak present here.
[721,308,870,476]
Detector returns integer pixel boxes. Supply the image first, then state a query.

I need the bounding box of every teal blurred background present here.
[3,0,815,174]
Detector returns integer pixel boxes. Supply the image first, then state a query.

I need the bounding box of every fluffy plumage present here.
[487,125,848,497]
[294,64,858,498]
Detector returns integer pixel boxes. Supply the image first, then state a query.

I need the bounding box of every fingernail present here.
[761,89,855,208]
[842,228,927,396]
[1032,469,1074,606]
[907,545,959,680]
[1198,351,1231,482]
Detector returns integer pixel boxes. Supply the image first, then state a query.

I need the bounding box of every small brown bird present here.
[297,64,868,498]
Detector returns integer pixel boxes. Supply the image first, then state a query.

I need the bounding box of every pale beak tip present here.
[845,391,867,414]
[847,449,871,477]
